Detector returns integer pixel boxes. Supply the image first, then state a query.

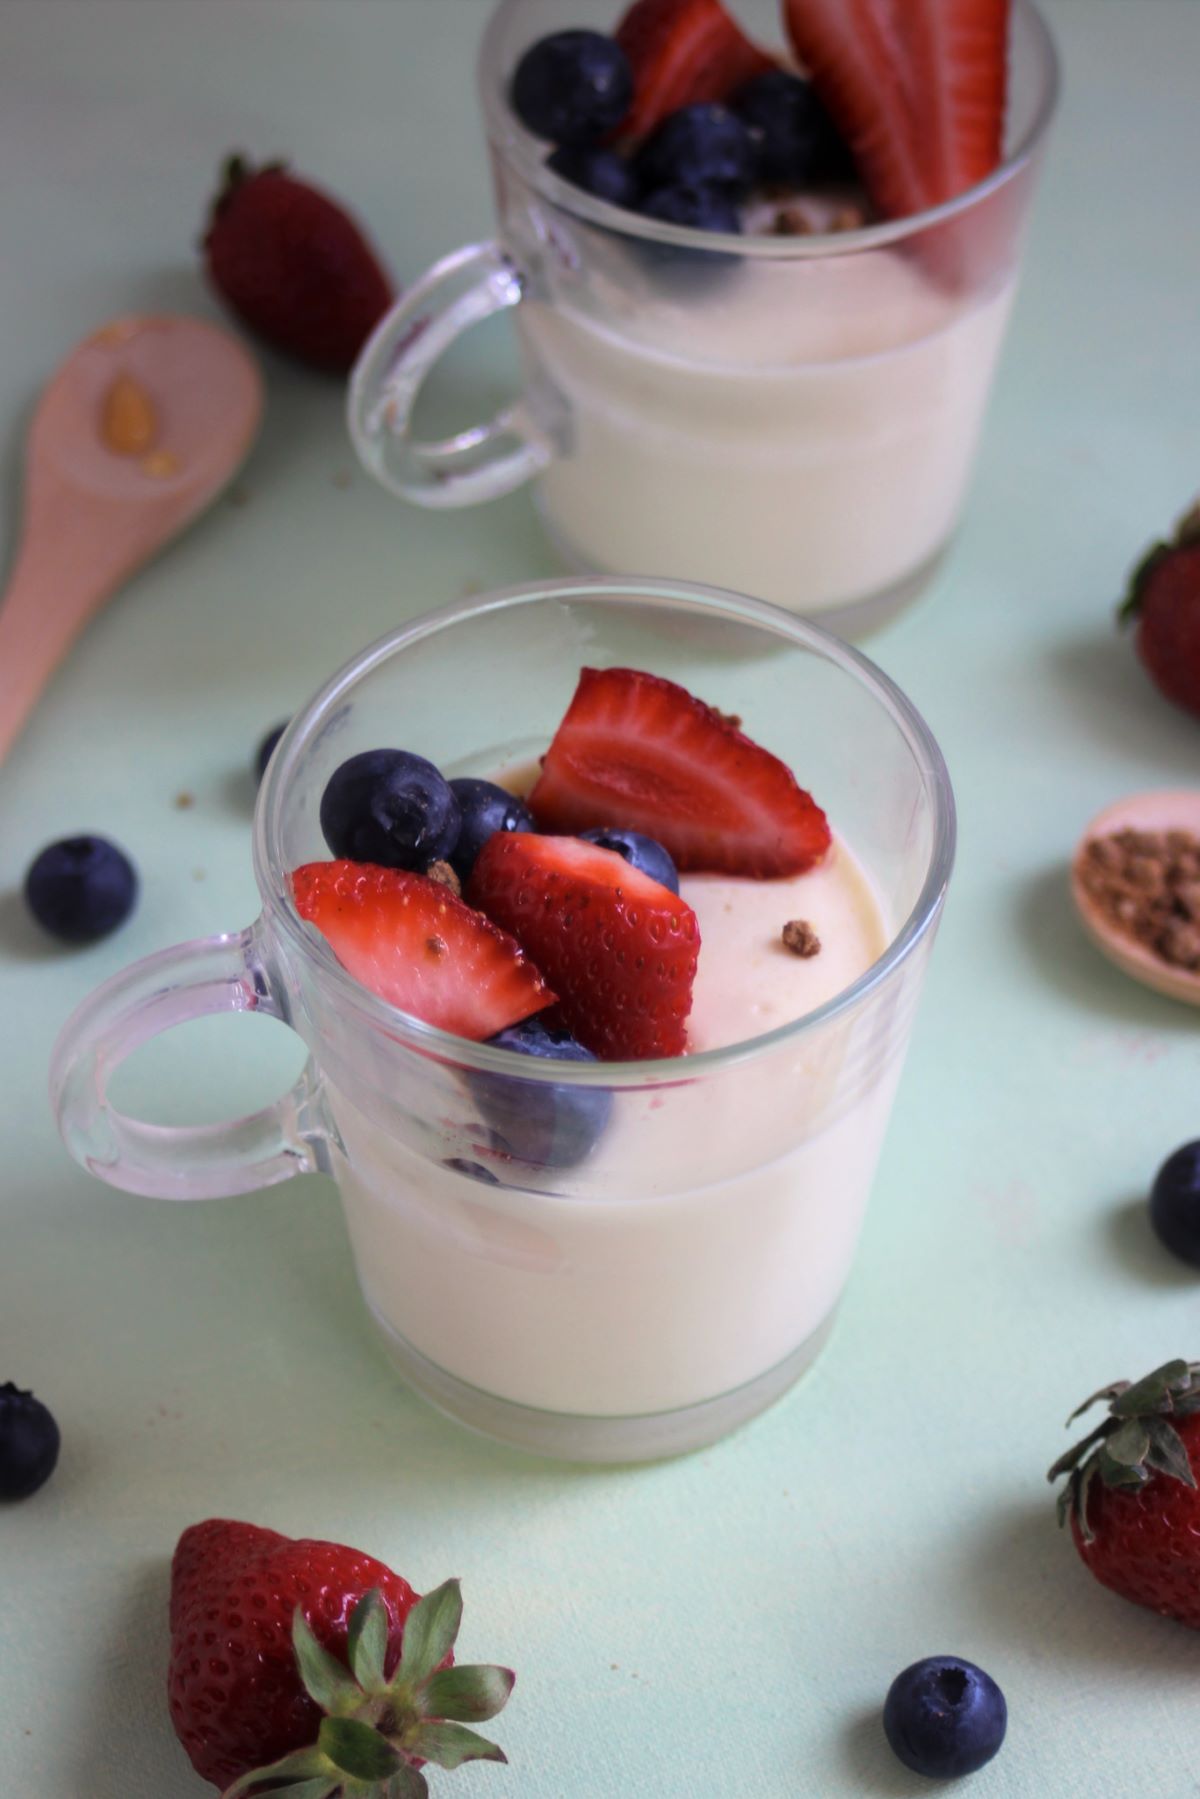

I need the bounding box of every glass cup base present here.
[366,1301,837,1464]
[532,495,951,641]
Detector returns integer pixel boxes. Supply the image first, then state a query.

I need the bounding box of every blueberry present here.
[1149,1141,1200,1266]
[639,183,743,235]
[448,778,534,881]
[511,30,632,148]
[547,144,641,209]
[732,70,855,184]
[0,1384,60,1501]
[580,827,679,894]
[320,750,461,870]
[24,836,138,944]
[471,1016,613,1169]
[883,1658,1007,1780]
[255,721,289,785]
[636,105,756,198]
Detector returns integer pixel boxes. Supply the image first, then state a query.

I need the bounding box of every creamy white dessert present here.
[329,835,898,1419]
[517,247,1014,616]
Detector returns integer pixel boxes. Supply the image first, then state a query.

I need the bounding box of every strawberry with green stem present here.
[168,1519,513,1798]
[1048,1358,1200,1629]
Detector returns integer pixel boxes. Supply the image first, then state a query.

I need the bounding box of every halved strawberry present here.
[528,668,831,878]
[291,860,553,1039]
[467,833,699,1060]
[615,0,775,141]
[783,0,1008,218]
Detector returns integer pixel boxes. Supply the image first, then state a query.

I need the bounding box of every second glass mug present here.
[348,0,1058,632]
[51,580,954,1462]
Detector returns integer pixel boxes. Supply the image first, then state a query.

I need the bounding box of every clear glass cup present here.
[347,0,1058,632]
[50,579,954,1461]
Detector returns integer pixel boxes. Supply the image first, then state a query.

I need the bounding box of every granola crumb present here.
[715,709,743,730]
[782,918,821,958]
[424,860,462,898]
[1080,827,1200,971]
[772,205,813,237]
[174,791,195,810]
[425,934,449,960]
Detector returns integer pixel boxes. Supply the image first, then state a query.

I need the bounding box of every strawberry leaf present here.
[1112,1361,1192,1417]
[384,1770,430,1799]
[1144,1416,1198,1488]
[292,1607,362,1716]
[317,1717,402,1782]
[347,1587,390,1690]
[396,1579,462,1686]
[420,1663,515,1723]
[1104,1420,1150,1467]
[220,1745,334,1798]
[407,1721,507,1770]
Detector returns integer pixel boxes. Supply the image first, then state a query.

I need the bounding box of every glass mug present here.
[348,0,1058,632]
[51,580,954,1462]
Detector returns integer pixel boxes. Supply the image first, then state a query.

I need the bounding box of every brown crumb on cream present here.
[1079,827,1200,971]
[782,918,821,958]
[424,860,462,898]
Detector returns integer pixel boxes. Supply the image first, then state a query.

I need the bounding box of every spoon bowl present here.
[0,313,262,763]
[1071,788,1200,1007]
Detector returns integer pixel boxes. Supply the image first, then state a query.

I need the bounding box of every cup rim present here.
[476,0,1060,260]
[255,578,956,1089]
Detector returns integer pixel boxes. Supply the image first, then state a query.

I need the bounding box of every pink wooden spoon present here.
[1071,788,1200,1007]
[0,314,263,763]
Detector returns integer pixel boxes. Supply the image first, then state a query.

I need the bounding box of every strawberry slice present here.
[467,833,700,1060]
[615,0,775,140]
[528,668,831,878]
[783,0,1008,218]
[291,860,553,1039]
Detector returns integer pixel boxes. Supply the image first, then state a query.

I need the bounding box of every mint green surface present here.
[3,2,1200,1793]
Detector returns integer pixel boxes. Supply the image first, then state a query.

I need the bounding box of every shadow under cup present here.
[51,581,954,1462]
[348,0,1058,632]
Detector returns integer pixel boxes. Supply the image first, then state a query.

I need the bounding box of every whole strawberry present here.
[1120,500,1200,719]
[1048,1359,1200,1629]
[168,1519,513,1797]
[203,156,394,372]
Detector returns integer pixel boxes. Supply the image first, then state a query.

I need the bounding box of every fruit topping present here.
[529,667,830,877]
[640,183,743,233]
[579,825,680,894]
[468,832,699,1060]
[511,29,633,145]
[883,1657,1007,1779]
[1048,1359,1200,1630]
[783,0,1009,218]
[472,1015,614,1167]
[1149,1142,1200,1267]
[255,720,289,785]
[291,860,553,1039]
[1120,499,1200,719]
[447,777,535,881]
[635,102,756,198]
[203,155,394,373]
[168,1518,513,1794]
[731,68,853,184]
[24,834,138,943]
[547,143,643,206]
[321,749,462,871]
[0,1383,60,1501]
[615,0,774,142]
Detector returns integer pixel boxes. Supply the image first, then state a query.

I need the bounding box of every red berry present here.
[203,155,394,372]
[290,860,554,1039]
[168,1520,424,1789]
[1126,540,1200,720]
[467,832,699,1060]
[783,0,1008,218]
[614,0,775,140]
[528,667,831,878]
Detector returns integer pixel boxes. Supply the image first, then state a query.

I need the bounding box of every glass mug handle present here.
[50,924,331,1201]
[347,239,554,507]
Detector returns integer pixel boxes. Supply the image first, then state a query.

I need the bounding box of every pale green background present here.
[3,2,1200,1794]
